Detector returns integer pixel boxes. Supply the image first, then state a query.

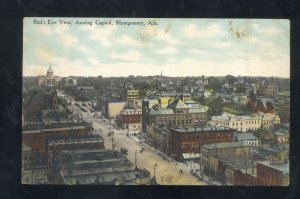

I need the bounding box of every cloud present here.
[53,25,68,34]
[156,47,176,55]
[252,24,281,36]
[117,35,141,47]
[77,45,93,54]
[60,34,79,47]
[156,30,181,45]
[189,49,206,55]
[38,25,52,35]
[111,50,142,62]
[81,25,117,47]
[87,57,100,66]
[183,23,225,39]
[36,49,55,62]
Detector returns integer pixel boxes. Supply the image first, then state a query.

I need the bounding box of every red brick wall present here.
[22,127,91,153]
[169,129,234,160]
[257,163,282,186]
[233,170,260,185]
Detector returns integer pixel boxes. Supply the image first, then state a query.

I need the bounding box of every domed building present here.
[37,65,61,87]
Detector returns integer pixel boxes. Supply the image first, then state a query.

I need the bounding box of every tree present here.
[206,77,222,91]
[225,75,238,84]
[207,97,224,119]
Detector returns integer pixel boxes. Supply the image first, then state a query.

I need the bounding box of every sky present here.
[23,18,290,78]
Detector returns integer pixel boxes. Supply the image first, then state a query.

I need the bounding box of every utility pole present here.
[135,150,137,168]
[152,162,158,178]
[244,150,247,174]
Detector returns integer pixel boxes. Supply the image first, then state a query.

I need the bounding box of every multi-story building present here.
[37,65,61,87]
[169,126,235,161]
[22,122,93,161]
[148,99,208,129]
[218,156,258,185]
[117,108,142,132]
[141,97,159,133]
[211,112,280,132]
[200,141,253,177]
[256,160,289,186]
[127,89,139,100]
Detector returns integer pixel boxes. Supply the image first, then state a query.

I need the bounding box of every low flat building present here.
[46,134,105,164]
[53,149,151,185]
[234,132,261,147]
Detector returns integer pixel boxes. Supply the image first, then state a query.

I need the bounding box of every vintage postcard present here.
[22,18,290,185]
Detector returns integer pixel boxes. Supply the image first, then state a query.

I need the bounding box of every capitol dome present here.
[47,65,54,77]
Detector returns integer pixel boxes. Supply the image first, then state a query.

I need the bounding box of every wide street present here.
[60,91,207,185]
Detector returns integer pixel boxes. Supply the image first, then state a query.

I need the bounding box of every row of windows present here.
[157,115,205,120]
[181,133,232,141]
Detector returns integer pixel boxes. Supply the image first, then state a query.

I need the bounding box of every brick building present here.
[116,108,142,132]
[23,88,58,121]
[256,160,289,186]
[22,123,93,160]
[46,135,105,164]
[148,99,208,129]
[53,149,151,185]
[169,126,234,161]
[200,141,253,178]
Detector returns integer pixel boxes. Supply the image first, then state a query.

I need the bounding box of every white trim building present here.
[211,112,280,132]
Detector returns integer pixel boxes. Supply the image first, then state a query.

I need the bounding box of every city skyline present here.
[23,18,290,78]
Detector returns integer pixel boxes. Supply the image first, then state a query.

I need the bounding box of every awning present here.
[182,153,200,159]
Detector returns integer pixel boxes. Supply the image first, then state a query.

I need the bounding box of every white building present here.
[37,65,61,87]
[234,132,261,147]
[211,112,280,132]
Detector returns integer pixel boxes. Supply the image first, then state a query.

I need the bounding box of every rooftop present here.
[202,141,252,150]
[149,108,174,115]
[219,156,256,170]
[170,126,233,133]
[159,92,191,97]
[235,132,258,141]
[257,160,289,175]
